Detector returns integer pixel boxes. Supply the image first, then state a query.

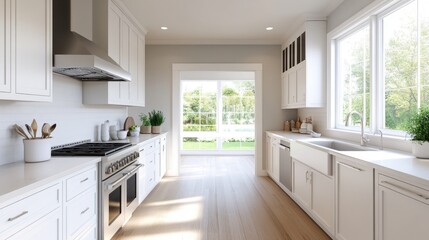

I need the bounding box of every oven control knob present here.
[135,152,140,158]
[114,162,119,170]
[129,155,134,161]
[106,166,113,174]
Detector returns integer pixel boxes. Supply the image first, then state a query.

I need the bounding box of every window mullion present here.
[371,15,379,133]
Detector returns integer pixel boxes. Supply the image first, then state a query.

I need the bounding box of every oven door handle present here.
[106,164,142,190]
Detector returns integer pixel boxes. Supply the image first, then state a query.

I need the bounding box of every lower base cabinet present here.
[293,159,334,235]
[376,173,429,240]
[336,157,373,240]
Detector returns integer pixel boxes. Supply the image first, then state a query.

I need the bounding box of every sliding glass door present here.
[181,80,255,153]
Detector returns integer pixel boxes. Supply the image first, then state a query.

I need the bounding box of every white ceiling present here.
[121,0,343,45]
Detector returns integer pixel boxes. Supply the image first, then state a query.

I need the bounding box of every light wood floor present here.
[112,156,330,240]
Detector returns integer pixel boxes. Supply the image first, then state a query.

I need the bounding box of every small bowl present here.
[117,130,128,140]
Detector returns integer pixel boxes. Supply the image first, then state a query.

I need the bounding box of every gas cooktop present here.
[51,142,132,156]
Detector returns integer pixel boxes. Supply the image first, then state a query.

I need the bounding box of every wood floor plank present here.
[112,156,330,240]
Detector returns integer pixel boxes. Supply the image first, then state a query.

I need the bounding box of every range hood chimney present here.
[53,0,131,81]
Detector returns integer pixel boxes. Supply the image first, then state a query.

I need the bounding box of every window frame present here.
[329,0,419,137]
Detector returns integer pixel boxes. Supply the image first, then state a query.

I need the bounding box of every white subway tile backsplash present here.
[0,74,127,165]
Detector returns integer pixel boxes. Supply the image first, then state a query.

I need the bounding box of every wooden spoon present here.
[25,124,34,138]
[47,124,56,138]
[31,119,37,138]
[42,123,50,138]
[15,124,29,139]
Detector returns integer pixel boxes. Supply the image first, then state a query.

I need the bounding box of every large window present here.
[332,0,429,136]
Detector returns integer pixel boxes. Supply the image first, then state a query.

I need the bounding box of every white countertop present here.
[0,132,168,205]
[0,156,101,204]
[266,130,429,187]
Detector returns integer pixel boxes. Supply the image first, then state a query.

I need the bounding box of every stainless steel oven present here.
[102,161,141,240]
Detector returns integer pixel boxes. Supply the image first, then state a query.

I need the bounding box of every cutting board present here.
[124,117,135,136]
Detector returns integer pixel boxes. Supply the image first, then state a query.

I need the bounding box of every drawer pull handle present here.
[338,162,362,172]
[8,211,28,222]
[81,207,90,215]
[80,177,89,183]
[381,181,429,201]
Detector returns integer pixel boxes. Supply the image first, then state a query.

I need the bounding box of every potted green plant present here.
[139,113,151,134]
[405,107,429,158]
[148,110,165,134]
[128,124,140,137]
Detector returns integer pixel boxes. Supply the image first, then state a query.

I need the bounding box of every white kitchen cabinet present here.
[160,135,167,178]
[335,157,373,240]
[376,173,429,240]
[266,134,272,175]
[3,208,61,240]
[281,20,325,109]
[292,158,334,235]
[83,0,145,107]
[271,137,280,182]
[293,160,311,208]
[63,166,98,240]
[0,0,52,101]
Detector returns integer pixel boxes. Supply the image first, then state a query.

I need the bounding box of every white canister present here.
[24,138,52,163]
[109,125,118,140]
[101,121,109,142]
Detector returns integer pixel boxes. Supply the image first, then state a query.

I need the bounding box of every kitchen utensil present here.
[15,124,29,139]
[31,119,38,138]
[42,123,50,138]
[25,124,34,138]
[47,124,56,137]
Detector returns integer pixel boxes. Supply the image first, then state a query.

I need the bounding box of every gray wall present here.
[327,0,375,32]
[129,45,297,169]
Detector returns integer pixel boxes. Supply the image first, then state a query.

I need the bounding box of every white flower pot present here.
[412,141,429,158]
[24,138,52,163]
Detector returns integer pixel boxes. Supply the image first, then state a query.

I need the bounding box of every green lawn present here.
[182,141,255,150]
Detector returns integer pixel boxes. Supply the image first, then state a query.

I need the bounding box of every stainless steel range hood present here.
[53,0,131,81]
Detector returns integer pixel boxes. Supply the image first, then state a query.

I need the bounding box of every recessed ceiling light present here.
[266,27,274,31]
[161,26,168,30]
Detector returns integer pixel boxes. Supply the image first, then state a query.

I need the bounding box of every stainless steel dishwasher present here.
[279,140,292,192]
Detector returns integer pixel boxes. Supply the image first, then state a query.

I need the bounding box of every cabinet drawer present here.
[140,141,155,154]
[379,174,429,204]
[66,186,97,239]
[66,167,97,201]
[75,223,97,240]
[0,184,60,234]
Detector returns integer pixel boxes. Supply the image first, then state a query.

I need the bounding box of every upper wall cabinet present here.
[83,0,145,107]
[0,0,52,102]
[281,20,326,109]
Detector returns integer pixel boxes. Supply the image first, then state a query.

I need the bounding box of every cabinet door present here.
[13,0,51,99]
[119,20,130,102]
[5,208,61,240]
[128,28,139,105]
[0,0,9,93]
[160,136,167,178]
[336,159,373,240]
[287,70,297,105]
[138,149,146,204]
[266,136,272,175]
[377,182,429,240]
[271,142,280,182]
[137,36,145,106]
[281,73,288,109]
[312,170,334,233]
[108,3,121,64]
[293,160,311,208]
[296,65,306,104]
